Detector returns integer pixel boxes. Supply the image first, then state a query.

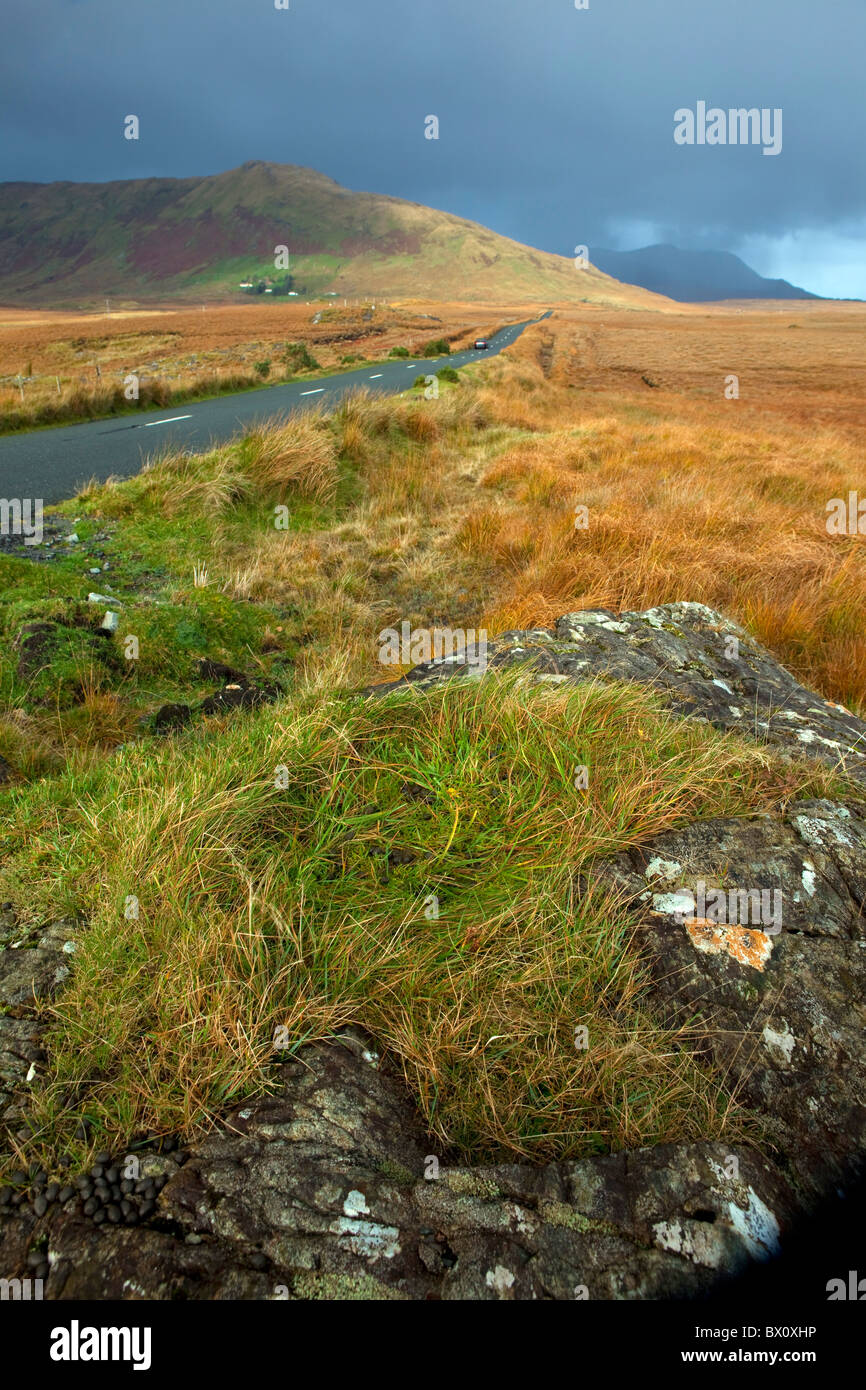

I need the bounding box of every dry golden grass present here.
[209,306,866,713]
[245,410,339,502]
[0,299,509,426]
[456,310,866,713]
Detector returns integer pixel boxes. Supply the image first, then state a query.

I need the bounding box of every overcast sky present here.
[2,0,864,296]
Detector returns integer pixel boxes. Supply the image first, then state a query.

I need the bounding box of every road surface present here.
[0,312,550,504]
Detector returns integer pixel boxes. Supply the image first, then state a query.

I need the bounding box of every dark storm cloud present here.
[1,0,864,292]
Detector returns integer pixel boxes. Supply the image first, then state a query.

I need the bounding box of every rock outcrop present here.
[2,603,864,1299]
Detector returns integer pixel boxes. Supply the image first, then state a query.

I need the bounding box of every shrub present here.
[422,338,451,357]
[388,346,410,358]
[283,342,321,373]
[254,360,271,378]
[413,375,428,388]
[437,366,460,384]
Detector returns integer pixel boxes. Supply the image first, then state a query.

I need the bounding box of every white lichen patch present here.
[801,862,817,898]
[651,1218,726,1270]
[654,1189,780,1270]
[652,890,695,918]
[122,1279,150,1297]
[762,1019,796,1064]
[568,611,617,626]
[645,856,683,886]
[485,1265,516,1296]
[795,729,842,752]
[794,813,853,850]
[330,1216,401,1261]
[726,1188,781,1261]
[343,1189,370,1218]
[728,706,743,719]
[712,678,733,694]
[506,1203,537,1237]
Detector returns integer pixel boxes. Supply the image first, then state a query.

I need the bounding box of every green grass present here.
[0,665,841,1177]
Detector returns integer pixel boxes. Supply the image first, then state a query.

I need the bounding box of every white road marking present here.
[369,373,383,379]
[300,388,325,395]
[144,414,192,427]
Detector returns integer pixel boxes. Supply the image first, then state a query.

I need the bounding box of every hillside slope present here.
[0,161,670,309]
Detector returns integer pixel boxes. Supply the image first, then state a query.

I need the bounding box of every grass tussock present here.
[5,672,834,1172]
[245,410,339,503]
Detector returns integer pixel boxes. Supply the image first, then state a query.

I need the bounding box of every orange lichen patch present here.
[825,699,853,715]
[685,917,774,972]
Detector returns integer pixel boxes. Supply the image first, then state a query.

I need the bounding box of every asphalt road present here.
[0,312,550,505]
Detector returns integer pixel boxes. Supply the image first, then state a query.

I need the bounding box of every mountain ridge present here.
[589,242,821,302]
[0,161,669,309]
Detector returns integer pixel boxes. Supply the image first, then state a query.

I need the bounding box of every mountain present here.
[0,161,669,309]
[588,244,820,303]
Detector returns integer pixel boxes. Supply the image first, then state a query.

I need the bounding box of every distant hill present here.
[0,161,670,309]
[588,244,820,303]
